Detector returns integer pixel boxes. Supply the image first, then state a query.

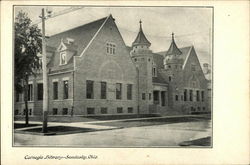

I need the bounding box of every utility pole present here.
[41,8,49,133]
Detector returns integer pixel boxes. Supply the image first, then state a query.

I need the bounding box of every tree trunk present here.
[24,74,29,126]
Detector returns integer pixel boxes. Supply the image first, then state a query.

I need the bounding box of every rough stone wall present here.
[73,16,138,115]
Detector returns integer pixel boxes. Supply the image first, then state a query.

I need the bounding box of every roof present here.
[165,33,182,56]
[132,21,151,47]
[152,73,167,84]
[47,16,108,56]
[155,46,192,68]
[152,53,164,68]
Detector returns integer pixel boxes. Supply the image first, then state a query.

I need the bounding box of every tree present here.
[15,11,42,126]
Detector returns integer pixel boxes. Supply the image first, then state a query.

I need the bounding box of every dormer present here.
[57,38,77,66]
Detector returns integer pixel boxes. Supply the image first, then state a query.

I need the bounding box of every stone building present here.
[14,14,210,116]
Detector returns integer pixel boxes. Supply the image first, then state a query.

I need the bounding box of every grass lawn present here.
[94,116,207,128]
[19,126,97,135]
[14,123,41,129]
[179,136,211,146]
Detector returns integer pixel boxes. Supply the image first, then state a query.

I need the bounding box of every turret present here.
[163,33,183,70]
[130,20,153,114]
[131,20,152,56]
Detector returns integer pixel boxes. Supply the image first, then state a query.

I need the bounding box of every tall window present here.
[191,64,196,71]
[106,43,116,55]
[161,91,166,106]
[86,80,94,99]
[37,83,43,100]
[189,90,193,101]
[169,76,172,82]
[201,91,205,102]
[196,90,200,101]
[116,83,122,100]
[60,52,67,65]
[142,93,146,100]
[175,95,178,101]
[63,80,69,99]
[28,84,33,101]
[152,67,157,77]
[184,89,187,101]
[127,84,132,100]
[101,82,107,99]
[53,82,58,100]
[149,93,151,100]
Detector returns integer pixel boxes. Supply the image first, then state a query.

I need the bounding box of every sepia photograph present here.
[13,5,212,147]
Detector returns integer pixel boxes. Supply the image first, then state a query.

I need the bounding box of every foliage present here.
[14,11,42,92]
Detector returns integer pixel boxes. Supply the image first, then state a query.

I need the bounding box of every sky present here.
[15,6,212,65]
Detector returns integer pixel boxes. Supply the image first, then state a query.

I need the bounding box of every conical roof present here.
[165,33,182,56]
[132,20,151,47]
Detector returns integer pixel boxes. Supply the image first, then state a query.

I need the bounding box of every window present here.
[184,89,187,101]
[148,58,151,62]
[142,93,146,100]
[106,43,116,55]
[63,80,69,99]
[87,108,95,114]
[15,110,19,116]
[161,91,166,106]
[37,83,43,100]
[117,107,123,113]
[53,82,58,100]
[101,82,107,99]
[168,65,171,68]
[197,107,200,111]
[191,64,196,71]
[153,91,159,104]
[128,107,133,113]
[28,84,33,101]
[149,93,151,100]
[201,91,205,102]
[127,84,132,100]
[169,76,172,82]
[16,92,20,102]
[116,83,122,99]
[60,52,67,65]
[29,109,32,115]
[189,90,193,101]
[86,80,94,99]
[101,107,108,114]
[175,95,178,101]
[196,90,200,101]
[62,108,68,115]
[152,67,157,77]
[53,108,58,115]
[134,58,137,62]
[203,107,206,111]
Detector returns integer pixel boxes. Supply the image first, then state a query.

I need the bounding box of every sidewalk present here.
[15,114,209,131]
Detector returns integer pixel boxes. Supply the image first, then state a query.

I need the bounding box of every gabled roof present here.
[47,16,108,56]
[155,46,192,68]
[132,20,151,47]
[165,33,182,56]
